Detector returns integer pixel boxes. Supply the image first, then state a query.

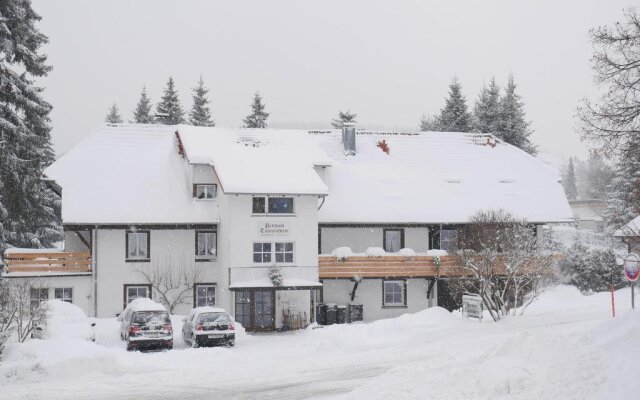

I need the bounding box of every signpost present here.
[462,294,483,321]
[623,253,639,310]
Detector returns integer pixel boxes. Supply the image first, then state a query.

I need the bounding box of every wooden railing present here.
[318,255,470,279]
[2,251,92,273]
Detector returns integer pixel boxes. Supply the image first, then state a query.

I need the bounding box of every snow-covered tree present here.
[454,209,558,321]
[563,157,578,200]
[0,0,62,252]
[419,114,440,131]
[156,77,184,125]
[560,240,626,293]
[583,153,615,200]
[243,92,269,128]
[331,110,357,129]
[434,78,474,132]
[105,103,123,123]
[473,77,501,133]
[603,143,640,229]
[578,8,640,157]
[189,77,215,127]
[132,86,154,124]
[495,75,536,154]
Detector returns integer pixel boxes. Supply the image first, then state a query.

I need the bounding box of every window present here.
[194,184,217,200]
[253,243,272,263]
[235,291,251,328]
[439,230,458,251]
[253,242,295,264]
[126,231,149,260]
[194,284,216,307]
[124,285,151,307]
[384,229,404,252]
[54,288,73,303]
[30,288,49,309]
[383,280,406,307]
[275,242,294,263]
[196,231,217,259]
[252,196,294,214]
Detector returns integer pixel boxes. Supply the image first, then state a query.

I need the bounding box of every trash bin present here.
[325,304,338,325]
[315,304,326,325]
[336,305,347,324]
[348,304,364,323]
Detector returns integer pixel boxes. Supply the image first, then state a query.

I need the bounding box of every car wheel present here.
[191,337,199,348]
[228,340,235,347]
[126,341,134,352]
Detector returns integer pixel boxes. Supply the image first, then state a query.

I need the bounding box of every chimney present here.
[342,123,356,156]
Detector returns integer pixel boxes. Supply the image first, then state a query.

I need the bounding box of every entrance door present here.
[234,290,275,332]
[254,290,274,331]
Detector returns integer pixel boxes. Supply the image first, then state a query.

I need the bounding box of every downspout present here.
[317,195,326,211]
[91,225,98,317]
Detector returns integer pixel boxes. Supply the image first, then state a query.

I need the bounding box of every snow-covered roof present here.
[44,124,220,224]
[177,125,330,195]
[569,200,605,222]
[192,306,228,314]
[314,131,573,224]
[614,216,640,238]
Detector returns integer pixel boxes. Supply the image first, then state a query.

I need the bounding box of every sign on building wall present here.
[257,222,291,237]
[462,294,483,320]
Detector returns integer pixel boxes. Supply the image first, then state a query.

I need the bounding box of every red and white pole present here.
[610,285,616,318]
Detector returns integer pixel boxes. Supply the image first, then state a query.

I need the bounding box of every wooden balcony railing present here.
[318,255,470,279]
[2,251,92,273]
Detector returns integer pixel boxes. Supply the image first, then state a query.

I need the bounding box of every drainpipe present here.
[91,226,98,317]
[317,195,326,211]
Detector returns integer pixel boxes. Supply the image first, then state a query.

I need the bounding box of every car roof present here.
[192,306,228,314]
[125,298,168,313]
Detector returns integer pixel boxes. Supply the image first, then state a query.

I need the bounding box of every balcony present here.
[229,266,321,290]
[318,254,469,279]
[2,250,92,274]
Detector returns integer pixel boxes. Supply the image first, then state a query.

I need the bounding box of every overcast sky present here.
[33,0,635,164]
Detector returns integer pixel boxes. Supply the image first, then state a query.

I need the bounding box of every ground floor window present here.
[30,288,49,309]
[124,285,151,308]
[234,290,275,331]
[383,280,406,307]
[194,284,216,307]
[54,288,73,303]
[234,291,251,328]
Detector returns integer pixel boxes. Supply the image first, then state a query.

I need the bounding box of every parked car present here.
[118,298,173,351]
[32,299,95,342]
[182,307,235,348]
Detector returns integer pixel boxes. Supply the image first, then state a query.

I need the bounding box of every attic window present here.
[194,184,217,200]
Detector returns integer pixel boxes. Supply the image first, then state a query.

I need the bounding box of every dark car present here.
[182,307,235,348]
[118,298,173,351]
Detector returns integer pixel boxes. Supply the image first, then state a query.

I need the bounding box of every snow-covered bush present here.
[269,265,283,287]
[398,248,416,257]
[331,246,353,261]
[365,247,386,257]
[0,278,50,353]
[560,240,626,293]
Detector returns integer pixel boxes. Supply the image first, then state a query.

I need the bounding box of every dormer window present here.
[252,196,294,214]
[194,184,217,200]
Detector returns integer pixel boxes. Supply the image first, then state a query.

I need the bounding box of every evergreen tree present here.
[156,77,184,125]
[189,77,215,127]
[495,75,536,154]
[564,157,578,200]
[0,0,61,251]
[133,86,154,123]
[435,78,473,132]
[603,142,640,229]
[105,103,123,124]
[331,110,357,129]
[243,92,269,128]
[584,153,614,200]
[473,78,501,133]
[419,114,440,131]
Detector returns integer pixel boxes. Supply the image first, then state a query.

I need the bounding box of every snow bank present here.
[43,300,94,341]
[365,247,385,256]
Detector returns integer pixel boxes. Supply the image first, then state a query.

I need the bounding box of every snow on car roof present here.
[313,130,573,224]
[177,125,330,195]
[192,306,228,314]
[125,298,167,312]
[44,124,220,224]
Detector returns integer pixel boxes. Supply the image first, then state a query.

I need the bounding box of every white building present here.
[1,124,573,329]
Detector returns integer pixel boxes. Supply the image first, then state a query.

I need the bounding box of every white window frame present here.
[195,231,217,259]
[194,284,216,307]
[54,288,73,303]
[274,242,295,264]
[125,285,150,305]
[30,288,49,309]
[253,242,272,263]
[383,280,406,307]
[253,242,295,265]
[126,231,150,260]
[252,196,295,215]
[194,184,217,200]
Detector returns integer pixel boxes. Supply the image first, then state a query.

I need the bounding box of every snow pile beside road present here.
[44,300,94,341]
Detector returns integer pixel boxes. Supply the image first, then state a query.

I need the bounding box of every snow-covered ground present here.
[1,285,638,400]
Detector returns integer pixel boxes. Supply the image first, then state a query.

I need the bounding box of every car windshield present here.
[132,311,170,325]
[197,312,227,323]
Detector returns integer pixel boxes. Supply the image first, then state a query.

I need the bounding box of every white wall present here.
[322,278,434,322]
[4,275,93,316]
[320,226,430,254]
